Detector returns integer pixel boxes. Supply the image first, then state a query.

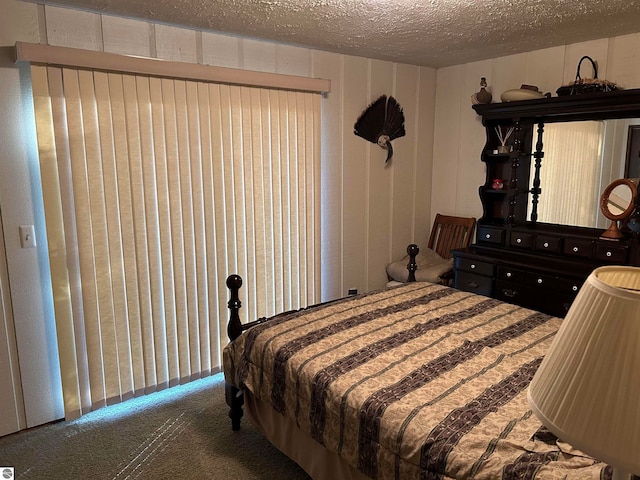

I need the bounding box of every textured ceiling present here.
[37,0,640,67]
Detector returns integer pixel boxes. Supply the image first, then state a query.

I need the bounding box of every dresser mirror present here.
[526,118,640,229]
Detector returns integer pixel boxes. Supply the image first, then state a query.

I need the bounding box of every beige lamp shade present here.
[527,265,640,476]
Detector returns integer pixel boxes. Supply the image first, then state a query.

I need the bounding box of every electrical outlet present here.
[348,288,358,296]
[19,225,37,248]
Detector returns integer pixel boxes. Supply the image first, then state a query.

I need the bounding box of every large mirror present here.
[527,118,640,229]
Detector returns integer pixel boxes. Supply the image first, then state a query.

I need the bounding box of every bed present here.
[222,257,612,479]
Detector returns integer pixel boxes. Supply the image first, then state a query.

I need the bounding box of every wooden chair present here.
[427,214,476,284]
[386,214,476,285]
[428,214,477,260]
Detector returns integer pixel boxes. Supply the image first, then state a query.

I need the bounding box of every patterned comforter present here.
[223,282,610,480]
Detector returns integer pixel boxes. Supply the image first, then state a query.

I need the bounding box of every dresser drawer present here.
[495,278,578,317]
[535,293,577,317]
[551,276,582,295]
[455,271,494,296]
[455,257,495,276]
[521,271,582,295]
[535,235,563,254]
[497,266,528,284]
[477,226,505,246]
[524,271,565,290]
[494,279,524,304]
[595,242,628,263]
[510,232,534,249]
[563,238,594,259]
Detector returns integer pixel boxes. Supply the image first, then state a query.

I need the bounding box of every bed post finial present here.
[227,274,243,341]
[407,244,419,282]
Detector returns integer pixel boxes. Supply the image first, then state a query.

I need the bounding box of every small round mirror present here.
[600,178,637,239]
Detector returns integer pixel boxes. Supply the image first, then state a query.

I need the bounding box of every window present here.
[27,46,324,419]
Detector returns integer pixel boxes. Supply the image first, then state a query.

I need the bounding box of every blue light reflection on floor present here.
[72,372,225,427]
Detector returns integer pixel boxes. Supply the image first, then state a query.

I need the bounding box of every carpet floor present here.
[0,373,311,480]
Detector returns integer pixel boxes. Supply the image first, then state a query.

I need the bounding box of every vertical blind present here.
[532,121,604,226]
[31,65,321,420]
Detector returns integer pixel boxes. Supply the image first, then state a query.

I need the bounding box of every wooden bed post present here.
[226,274,243,341]
[407,244,419,282]
[225,274,244,431]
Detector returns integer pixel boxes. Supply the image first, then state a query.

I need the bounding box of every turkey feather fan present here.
[354,95,406,163]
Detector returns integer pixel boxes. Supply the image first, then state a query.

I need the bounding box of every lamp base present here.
[612,467,632,480]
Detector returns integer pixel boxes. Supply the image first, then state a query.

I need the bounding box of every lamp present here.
[527,266,640,480]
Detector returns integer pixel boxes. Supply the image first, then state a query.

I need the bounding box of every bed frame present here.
[224,244,420,430]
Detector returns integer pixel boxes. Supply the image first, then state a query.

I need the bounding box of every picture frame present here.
[625,125,640,179]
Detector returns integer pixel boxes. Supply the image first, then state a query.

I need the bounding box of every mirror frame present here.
[600,178,637,239]
[473,88,640,229]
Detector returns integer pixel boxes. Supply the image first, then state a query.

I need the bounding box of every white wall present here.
[432,35,640,222]
[0,195,26,435]
[1,1,436,431]
[0,0,62,433]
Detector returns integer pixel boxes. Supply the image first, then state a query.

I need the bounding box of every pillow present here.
[385,247,453,283]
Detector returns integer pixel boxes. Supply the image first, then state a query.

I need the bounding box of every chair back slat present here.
[428,214,476,259]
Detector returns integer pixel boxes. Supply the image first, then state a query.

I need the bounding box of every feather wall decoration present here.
[354,95,406,163]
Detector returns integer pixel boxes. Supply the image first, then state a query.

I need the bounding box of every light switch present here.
[19,225,36,248]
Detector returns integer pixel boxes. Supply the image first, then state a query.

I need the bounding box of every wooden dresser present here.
[453,89,640,317]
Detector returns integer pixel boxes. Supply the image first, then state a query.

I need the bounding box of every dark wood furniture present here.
[454,89,640,317]
[429,214,476,285]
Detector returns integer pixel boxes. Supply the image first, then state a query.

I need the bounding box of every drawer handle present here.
[485,233,491,239]
[537,278,543,284]
[543,242,549,248]
[516,238,522,244]
[467,281,479,289]
[506,272,512,278]
[572,246,579,253]
[502,289,518,298]
[470,264,476,269]
[606,251,612,257]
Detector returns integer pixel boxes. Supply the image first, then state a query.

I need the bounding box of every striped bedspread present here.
[223,282,610,480]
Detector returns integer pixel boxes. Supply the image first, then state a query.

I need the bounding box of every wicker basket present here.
[556,56,619,96]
